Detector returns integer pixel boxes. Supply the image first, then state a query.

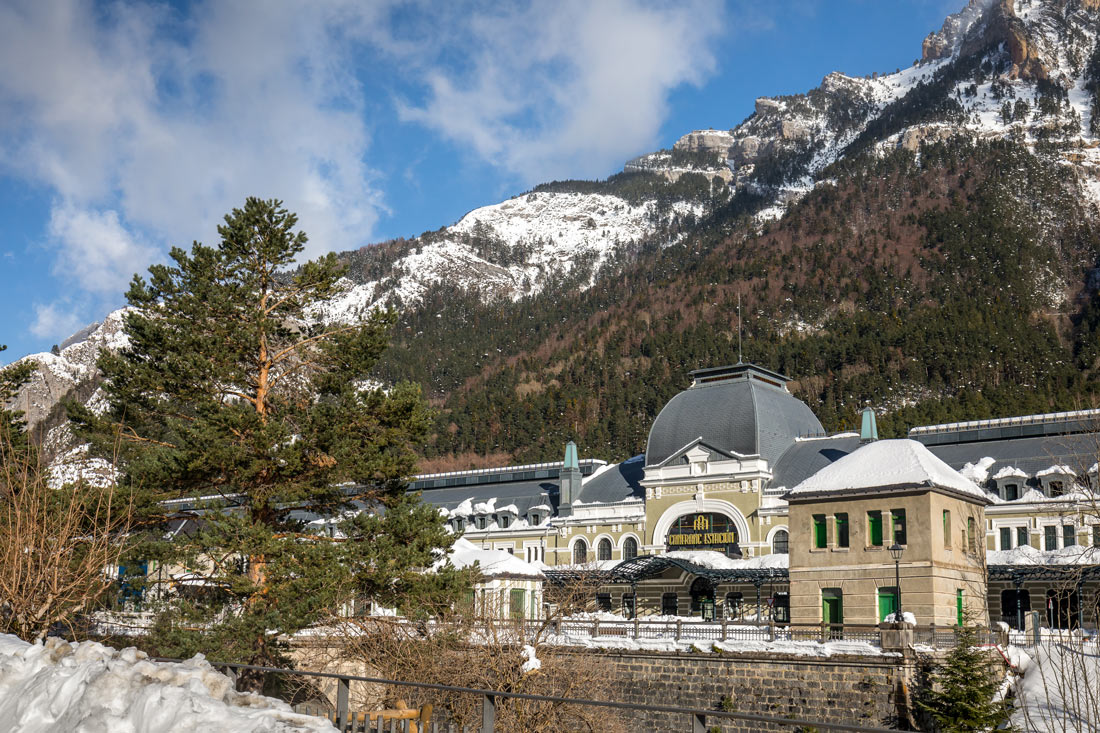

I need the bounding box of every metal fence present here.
[460,617,1004,649]
[199,659,902,733]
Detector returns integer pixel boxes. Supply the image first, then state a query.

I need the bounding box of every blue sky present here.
[0,0,960,363]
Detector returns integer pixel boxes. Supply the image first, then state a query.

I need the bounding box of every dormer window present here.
[1003,483,1019,501]
[529,513,541,526]
[452,517,466,532]
[1049,481,1064,497]
[498,514,512,529]
[475,516,488,530]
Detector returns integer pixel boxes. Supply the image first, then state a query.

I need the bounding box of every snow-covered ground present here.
[0,635,334,732]
[1011,636,1100,733]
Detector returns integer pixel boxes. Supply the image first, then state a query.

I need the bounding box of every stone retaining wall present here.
[549,648,913,732]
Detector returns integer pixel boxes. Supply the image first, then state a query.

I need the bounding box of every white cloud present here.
[29,302,85,342]
[47,204,157,296]
[0,0,384,294]
[397,0,725,184]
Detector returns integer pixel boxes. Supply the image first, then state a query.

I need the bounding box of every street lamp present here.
[888,542,904,624]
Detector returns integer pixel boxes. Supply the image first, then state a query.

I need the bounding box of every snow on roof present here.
[662,550,788,570]
[787,439,987,501]
[472,497,497,514]
[443,538,544,578]
[1036,465,1076,478]
[959,456,995,484]
[987,544,1100,566]
[992,466,1028,480]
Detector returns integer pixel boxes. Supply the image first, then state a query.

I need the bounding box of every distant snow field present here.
[0,635,334,733]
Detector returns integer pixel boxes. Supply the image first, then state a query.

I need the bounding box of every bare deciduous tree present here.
[0,435,131,642]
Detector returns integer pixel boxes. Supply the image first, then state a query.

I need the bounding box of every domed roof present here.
[645,364,825,468]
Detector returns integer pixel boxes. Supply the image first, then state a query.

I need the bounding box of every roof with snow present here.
[922,432,1100,486]
[786,439,990,503]
[645,363,825,468]
[443,538,544,579]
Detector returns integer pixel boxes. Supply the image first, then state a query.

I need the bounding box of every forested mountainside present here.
[12,0,1100,475]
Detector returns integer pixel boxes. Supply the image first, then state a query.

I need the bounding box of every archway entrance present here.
[690,577,716,620]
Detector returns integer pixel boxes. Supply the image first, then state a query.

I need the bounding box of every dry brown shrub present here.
[0,435,131,642]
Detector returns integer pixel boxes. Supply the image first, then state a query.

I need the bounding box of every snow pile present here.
[443,538,544,578]
[882,612,917,625]
[519,645,541,674]
[543,630,891,658]
[788,439,987,501]
[959,457,996,484]
[993,466,1029,481]
[1037,465,1076,478]
[0,635,334,732]
[1011,640,1100,732]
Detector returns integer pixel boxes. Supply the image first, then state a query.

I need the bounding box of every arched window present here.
[597,538,612,561]
[622,537,639,560]
[572,539,587,564]
[772,529,789,554]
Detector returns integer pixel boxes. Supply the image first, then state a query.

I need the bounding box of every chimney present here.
[558,441,581,516]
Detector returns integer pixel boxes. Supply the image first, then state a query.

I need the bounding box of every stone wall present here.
[549,648,912,732]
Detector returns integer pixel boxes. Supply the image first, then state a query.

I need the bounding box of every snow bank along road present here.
[0,634,335,732]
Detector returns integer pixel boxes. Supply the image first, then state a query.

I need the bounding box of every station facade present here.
[412,363,1100,628]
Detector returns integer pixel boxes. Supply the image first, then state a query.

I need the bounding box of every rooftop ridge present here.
[413,458,606,482]
[909,409,1100,436]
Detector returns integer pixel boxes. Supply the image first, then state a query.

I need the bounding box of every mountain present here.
[10,0,1100,475]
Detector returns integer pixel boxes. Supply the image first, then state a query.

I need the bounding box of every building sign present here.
[666,513,741,557]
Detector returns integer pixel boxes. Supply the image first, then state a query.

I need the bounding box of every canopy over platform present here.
[543,555,789,587]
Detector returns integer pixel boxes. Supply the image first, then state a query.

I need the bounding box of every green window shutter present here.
[835,513,849,548]
[1044,525,1057,551]
[999,527,1012,550]
[813,514,827,548]
[1018,526,1030,548]
[868,511,883,546]
[956,589,964,626]
[510,588,526,619]
[1063,525,1076,547]
[891,509,906,545]
[943,510,951,548]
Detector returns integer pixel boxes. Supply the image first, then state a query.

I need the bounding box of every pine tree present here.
[69,198,469,679]
[915,624,1012,732]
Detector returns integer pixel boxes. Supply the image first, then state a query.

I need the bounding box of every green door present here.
[878,588,898,622]
[822,589,843,625]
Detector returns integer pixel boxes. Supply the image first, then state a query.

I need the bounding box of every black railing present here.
[191,660,902,733]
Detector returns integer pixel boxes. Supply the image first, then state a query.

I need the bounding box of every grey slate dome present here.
[645,363,825,467]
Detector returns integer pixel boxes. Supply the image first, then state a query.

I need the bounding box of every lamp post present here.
[888,542,904,624]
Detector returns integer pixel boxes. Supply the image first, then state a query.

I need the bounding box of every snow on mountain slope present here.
[9,0,1100,471]
[311,191,702,323]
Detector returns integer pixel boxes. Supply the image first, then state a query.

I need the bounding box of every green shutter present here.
[891,509,906,545]
[956,589,964,626]
[510,588,526,619]
[868,512,883,546]
[813,515,827,548]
